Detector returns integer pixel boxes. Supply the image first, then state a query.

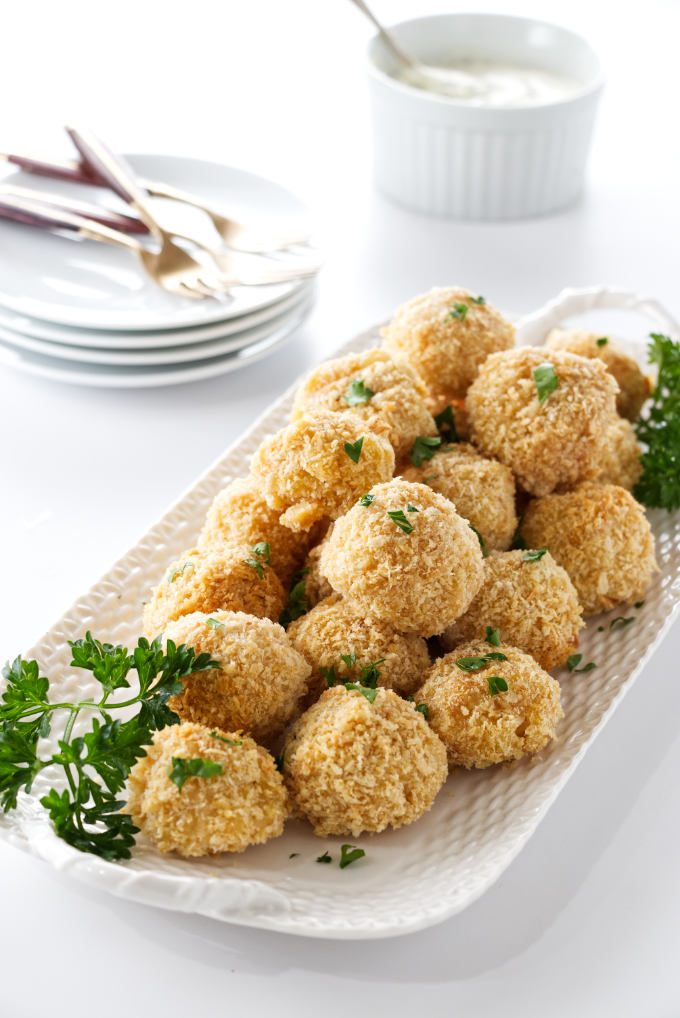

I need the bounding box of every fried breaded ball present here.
[161,611,311,743]
[401,443,518,551]
[521,482,658,615]
[127,722,288,857]
[290,349,437,460]
[381,287,515,401]
[320,479,484,636]
[199,476,314,586]
[287,593,431,703]
[415,640,563,769]
[299,541,334,610]
[545,328,652,421]
[249,411,395,532]
[143,546,285,638]
[595,417,643,491]
[466,347,618,496]
[282,685,447,836]
[441,550,583,670]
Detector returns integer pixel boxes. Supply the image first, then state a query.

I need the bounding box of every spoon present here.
[348,0,482,99]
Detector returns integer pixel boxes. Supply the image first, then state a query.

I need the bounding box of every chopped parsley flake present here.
[289,853,299,859]
[634,600,646,609]
[434,404,459,443]
[210,731,242,746]
[610,616,635,630]
[344,379,374,406]
[205,617,224,631]
[387,509,414,534]
[449,303,468,321]
[359,659,385,687]
[359,493,375,507]
[523,547,548,562]
[320,665,338,687]
[424,474,439,483]
[168,757,224,793]
[341,651,357,669]
[279,569,309,628]
[339,844,365,869]
[410,434,442,467]
[406,504,419,513]
[566,654,597,674]
[167,560,193,583]
[487,676,508,696]
[243,542,271,579]
[469,523,487,557]
[344,682,378,703]
[485,626,501,646]
[533,363,559,406]
[316,851,332,864]
[596,336,609,347]
[344,437,364,463]
[415,703,429,719]
[455,652,507,672]
[471,295,486,305]
[274,749,285,772]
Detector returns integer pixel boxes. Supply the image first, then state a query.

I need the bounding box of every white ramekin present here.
[367,13,604,220]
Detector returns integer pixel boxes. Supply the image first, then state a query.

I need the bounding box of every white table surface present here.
[1,0,679,1014]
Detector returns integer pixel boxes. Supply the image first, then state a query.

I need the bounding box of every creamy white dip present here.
[397,59,582,106]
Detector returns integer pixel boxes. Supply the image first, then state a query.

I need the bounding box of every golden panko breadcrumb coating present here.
[287,593,431,704]
[381,287,515,402]
[199,476,315,587]
[545,328,652,421]
[521,482,658,615]
[142,546,285,638]
[161,611,311,743]
[127,722,288,857]
[467,347,619,496]
[595,416,643,491]
[282,686,447,836]
[299,541,334,610]
[401,442,518,552]
[320,479,484,636]
[415,640,563,769]
[249,411,394,532]
[290,349,437,460]
[441,550,583,671]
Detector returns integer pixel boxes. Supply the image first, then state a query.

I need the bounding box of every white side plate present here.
[1,286,678,939]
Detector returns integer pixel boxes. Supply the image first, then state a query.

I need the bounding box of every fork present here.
[0,149,314,254]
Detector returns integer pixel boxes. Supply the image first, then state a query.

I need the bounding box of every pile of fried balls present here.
[127,287,657,857]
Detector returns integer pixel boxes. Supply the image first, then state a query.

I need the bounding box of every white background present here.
[1,1,679,1014]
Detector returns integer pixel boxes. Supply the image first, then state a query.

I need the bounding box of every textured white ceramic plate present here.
[1,285,679,939]
[0,154,310,330]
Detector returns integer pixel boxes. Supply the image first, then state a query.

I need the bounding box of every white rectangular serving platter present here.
[2,285,679,940]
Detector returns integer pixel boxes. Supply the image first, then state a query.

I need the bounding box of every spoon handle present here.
[346,0,416,69]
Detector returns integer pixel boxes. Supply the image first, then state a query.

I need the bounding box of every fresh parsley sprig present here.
[634,333,680,511]
[0,633,218,861]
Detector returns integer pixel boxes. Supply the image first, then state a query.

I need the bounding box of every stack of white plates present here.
[0,155,316,387]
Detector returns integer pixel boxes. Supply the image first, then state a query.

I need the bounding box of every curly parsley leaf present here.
[410,435,442,467]
[344,379,374,406]
[634,333,680,511]
[533,363,559,406]
[344,437,364,463]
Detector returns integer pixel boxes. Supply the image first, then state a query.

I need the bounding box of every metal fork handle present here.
[0,191,142,251]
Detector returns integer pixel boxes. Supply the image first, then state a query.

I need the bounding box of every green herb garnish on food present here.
[596,336,609,347]
[533,363,559,406]
[341,651,357,669]
[243,542,271,579]
[0,634,218,860]
[449,303,468,321]
[455,652,507,672]
[415,703,429,719]
[359,493,375,507]
[344,682,379,703]
[274,749,285,772]
[634,333,680,510]
[339,843,365,869]
[424,474,439,483]
[320,665,338,687]
[434,404,459,443]
[387,509,414,534]
[610,616,635,630]
[344,379,374,407]
[316,851,332,864]
[344,437,364,463]
[487,676,509,696]
[210,731,242,746]
[523,548,548,562]
[485,626,501,647]
[167,560,193,583]
[635,600,646,609]
[511,513,526,550]
[410,434,442,467]
[469,523,487,557]
[407,504,419,513]
[168,756,224,793]
[566,654,597,674]
[359,659,385,688]
[471,295,486,305]
[279,568,309,629]
[205,617,224,631]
